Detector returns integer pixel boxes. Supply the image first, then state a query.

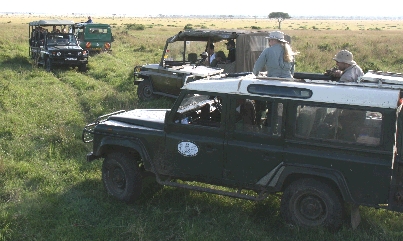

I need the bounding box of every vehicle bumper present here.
[51,58,88,65]
[86,152,99,162]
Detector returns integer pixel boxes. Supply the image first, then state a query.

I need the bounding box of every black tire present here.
[102,152,143,203]
[79,64,87,72]
[137,79,155,101]
[280,178,343,230]
[45,58,52,72]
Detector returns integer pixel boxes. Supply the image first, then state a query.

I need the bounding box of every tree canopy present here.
[268,12,291,29]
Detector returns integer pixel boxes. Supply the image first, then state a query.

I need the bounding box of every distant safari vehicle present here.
[28,19,88,72]
[72,23,113,53]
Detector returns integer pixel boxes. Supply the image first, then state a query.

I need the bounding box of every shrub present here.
[125,23,145,30]
[184,24,193,30]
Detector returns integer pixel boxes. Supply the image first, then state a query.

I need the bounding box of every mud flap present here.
[350,204,361,230]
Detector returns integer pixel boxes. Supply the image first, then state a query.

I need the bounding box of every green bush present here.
[184,23,193,30]
[125,23,145,30]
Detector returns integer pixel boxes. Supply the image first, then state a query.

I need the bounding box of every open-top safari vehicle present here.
[133,29,288,101]
[28,19,88,72]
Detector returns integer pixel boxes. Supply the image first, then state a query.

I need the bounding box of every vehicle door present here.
[164,92,226,182]
[389,104,403,211]
[225,95,286,185]
[287,102,393,206]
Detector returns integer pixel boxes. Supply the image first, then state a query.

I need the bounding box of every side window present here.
[174,94,222,128]
[295,105,381,145]
[234,98,283,136]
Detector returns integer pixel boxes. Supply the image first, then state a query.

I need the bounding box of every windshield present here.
[165,41,208,62]
[177,94,219,113]
[47,34,78,46]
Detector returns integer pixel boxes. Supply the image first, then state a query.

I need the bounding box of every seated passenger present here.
[210,51,226,67]
[235,98,256,131]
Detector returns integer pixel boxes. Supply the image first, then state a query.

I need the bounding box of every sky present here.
[2,0,403,18]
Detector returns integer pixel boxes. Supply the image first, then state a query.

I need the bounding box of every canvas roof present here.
[167,30,239,43]
[29,20,75,26]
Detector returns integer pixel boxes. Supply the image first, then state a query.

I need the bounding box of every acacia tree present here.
[268,12,291,30]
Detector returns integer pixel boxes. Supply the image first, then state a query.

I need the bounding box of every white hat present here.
[333,50,356,65]
[266,31,288,43]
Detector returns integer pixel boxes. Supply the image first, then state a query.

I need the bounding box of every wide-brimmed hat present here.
[333,50,356,65]
[266,31,288,43]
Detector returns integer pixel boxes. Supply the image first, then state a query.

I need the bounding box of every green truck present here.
[83,71,403,230]
[73,23,113,53]
[29,19,88,72]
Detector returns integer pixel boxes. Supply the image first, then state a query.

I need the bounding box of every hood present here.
[143,64,223,78]
[107,109,168,129]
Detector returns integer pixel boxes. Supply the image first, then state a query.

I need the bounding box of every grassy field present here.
[1,15,403,240]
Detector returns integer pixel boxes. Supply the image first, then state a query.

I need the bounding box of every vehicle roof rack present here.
[300,71,403,90]
[358,70,403,85]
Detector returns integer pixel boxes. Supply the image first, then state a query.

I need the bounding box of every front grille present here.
[62,51,79,57]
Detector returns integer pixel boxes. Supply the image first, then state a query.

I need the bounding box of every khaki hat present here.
[333,50,356,65]
[266,31,288,43]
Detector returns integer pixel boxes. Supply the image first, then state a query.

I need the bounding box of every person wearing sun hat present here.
[252,31,296,78]
[332,50,364,82]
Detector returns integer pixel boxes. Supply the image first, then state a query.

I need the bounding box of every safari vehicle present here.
[83,70,403,230]
[133,30,281,101]
[29,20,88,72]
[72,23,113,53]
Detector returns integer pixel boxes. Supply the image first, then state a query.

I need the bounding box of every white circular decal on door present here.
[178,141,199,157]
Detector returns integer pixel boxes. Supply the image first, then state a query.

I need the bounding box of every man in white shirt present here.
[332,50,364,82]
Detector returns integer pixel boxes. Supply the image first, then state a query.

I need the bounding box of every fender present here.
[94,136,152,169]
[258,162,355,203]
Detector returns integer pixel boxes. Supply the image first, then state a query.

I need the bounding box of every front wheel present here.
[137,79,155,101]
[280,178,343,230]
[102,152,143,203]
[45,58,52,72]
[79,64,87,72]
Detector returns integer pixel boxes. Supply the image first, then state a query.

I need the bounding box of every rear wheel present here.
[102,152,143,203]
[280,178,343,230]
[137,79,155,101]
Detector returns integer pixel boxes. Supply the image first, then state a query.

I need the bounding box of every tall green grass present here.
[1,17,403,240]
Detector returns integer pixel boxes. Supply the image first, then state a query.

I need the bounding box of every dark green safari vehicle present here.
[29,19,89,72]
[83,70,403,230]
[133,29,279,101]
[73,23,113,53]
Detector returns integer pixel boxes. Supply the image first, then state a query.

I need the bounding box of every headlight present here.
[56,52,61,56]
[78,52,82,56]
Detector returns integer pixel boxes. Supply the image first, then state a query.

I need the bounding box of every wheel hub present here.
[112,168,126,189]
[299,195,325,221]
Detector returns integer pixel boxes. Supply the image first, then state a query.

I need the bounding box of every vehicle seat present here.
[188,53,198,64]
[217,61,236,73]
